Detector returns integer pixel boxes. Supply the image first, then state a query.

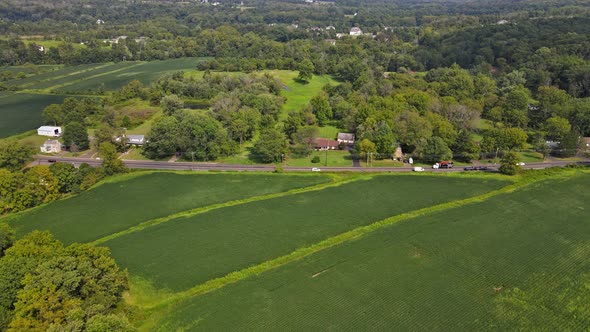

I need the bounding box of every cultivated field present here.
[7,172,331,244]
[0,92,67,138]
[104,174,507,290]
[58,57,209,92]
[153,171,590,331]
[5,169,589,330]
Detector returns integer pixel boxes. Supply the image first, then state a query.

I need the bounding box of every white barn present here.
[37,126,62,137]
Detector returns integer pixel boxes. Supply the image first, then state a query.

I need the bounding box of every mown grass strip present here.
[90,174,370,245]
[16,63,113,88]
[141,171,576,311]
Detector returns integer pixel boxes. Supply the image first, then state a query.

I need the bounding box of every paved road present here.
[34,156,590,173]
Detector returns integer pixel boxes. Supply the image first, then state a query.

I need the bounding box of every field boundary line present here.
[141,174,562,311]
[90,174,371,245]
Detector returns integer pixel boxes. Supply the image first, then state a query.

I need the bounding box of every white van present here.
[413,167,425,172]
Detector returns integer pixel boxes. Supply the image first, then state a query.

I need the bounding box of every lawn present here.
[0,93,67,138]
[286,150,353,167]
[104,175,508,291]
[6,172,331,244]
[264,70,338,120]
[317,125,341,139]
[155,172,590,331]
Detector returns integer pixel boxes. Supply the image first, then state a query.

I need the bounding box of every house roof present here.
[38,126,61,131]
[337,133,355,141]
[314,138,339,147]
[42,140,61,146]
[350,27,362,32]
[127,135,145,142]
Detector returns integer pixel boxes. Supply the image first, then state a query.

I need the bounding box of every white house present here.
[40,140,61,153]
[37,126,62,137]
[127,135,145,145]
[350,27,363,36]
[111,36,128,44]
[96,19,105,25]
[497,19,509,25]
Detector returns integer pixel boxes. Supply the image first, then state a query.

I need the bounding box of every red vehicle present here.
[438,161,454,169]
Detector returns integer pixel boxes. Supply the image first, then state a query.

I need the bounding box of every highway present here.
[34,156,589,173]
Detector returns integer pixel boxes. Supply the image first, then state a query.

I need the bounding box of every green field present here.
[5,167,590,330]
[0,93,67,138]
[7,172,331,244]
[58,57,209,92]
[4,63,102,87]
[27,61,140,90]
[103,175,508,290]
[266,70,338,120]
[286,150,353,167]
[154,171,590,331]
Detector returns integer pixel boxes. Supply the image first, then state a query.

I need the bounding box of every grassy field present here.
[6,172,331,244]
[154,171,590,331]
[265,70,338,120]
[0,93,67,138]
[103,175,508,291]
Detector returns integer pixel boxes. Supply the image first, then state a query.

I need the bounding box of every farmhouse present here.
[314,138,339,150]
[40,140,61,153]
[37,126,62,137]
[350,27,363,36]
[337,132,355,145]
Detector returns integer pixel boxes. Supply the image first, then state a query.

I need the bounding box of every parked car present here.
[311,167,321,172]
[413,167,425,172]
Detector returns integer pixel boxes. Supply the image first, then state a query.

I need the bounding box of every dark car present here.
[48,159,57,163]
[464,166,475,171]
[475,166,489,171]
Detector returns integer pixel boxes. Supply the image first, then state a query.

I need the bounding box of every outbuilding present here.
[37,126,62,137]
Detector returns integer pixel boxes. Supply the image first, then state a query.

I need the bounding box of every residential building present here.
[314,138,339,150]
[350,27,363,36]
[337,133,355,145]
[40,140,61,153]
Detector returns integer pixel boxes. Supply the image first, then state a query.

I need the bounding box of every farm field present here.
[0,92,67,138]
[58,57,209,92]
[27,61,140,90]
[103,175,508,290]
[7,172,331,244]
[154,171,590,331]
[4,63,102,87]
